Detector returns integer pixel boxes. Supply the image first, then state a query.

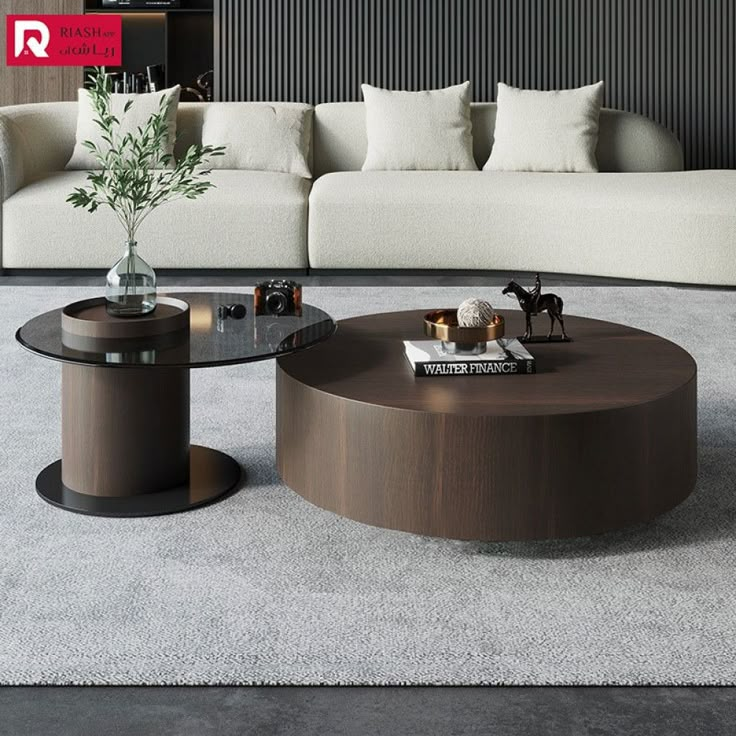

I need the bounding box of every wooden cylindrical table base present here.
[277,374,697,540]
[61,364,190,496]
[36,364,241,517]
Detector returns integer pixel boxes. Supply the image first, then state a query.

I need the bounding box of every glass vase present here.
[105,241,157,317]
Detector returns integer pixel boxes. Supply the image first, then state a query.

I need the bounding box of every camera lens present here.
[217,303,247,320]
[266,292,287,314]
[227,303,247,319]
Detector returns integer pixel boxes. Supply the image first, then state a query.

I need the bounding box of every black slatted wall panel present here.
[214,0,736,169]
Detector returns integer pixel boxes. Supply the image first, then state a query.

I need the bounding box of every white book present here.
[403,338,536,377]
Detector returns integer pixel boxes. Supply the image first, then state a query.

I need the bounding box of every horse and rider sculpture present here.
[502,274,569,342]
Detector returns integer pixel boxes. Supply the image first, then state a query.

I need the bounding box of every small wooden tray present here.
[61,296,190,351]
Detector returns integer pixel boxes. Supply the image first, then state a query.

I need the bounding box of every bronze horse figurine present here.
[502,275,569,341]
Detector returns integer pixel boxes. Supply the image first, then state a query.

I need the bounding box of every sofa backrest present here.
[0,101,212,173]
[312,102,684,176]
[0,101,312,196]
[0,99,683,200]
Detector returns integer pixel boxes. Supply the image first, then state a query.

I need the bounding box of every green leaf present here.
[67,68,227,233]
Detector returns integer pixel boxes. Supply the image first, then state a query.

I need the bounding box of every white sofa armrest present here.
[0,102,78,201]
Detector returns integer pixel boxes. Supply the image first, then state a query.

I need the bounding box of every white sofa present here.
[0,103,311,269]
[1,100,735,284]
[310,103,736,284]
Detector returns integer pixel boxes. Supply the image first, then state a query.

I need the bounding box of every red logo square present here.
[7,14,122,67]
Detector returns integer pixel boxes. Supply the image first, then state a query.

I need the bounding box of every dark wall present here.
[214,0,736,169]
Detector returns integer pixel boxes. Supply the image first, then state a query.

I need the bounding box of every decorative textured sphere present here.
[457,298,495,328]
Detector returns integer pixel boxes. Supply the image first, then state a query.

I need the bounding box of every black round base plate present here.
[36,445,242,517]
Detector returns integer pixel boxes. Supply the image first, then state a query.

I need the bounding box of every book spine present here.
[412,359,536,377]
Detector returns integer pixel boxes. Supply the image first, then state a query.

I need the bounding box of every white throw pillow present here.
[200,103,313,178]
[484,81,604,172]
[66,86,181,170]
[361,82,477,171]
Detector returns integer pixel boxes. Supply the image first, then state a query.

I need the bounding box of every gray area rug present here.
[0,285,734,685]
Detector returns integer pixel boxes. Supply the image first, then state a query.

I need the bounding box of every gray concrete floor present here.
[1,686,735,735]
[2,270,732,734]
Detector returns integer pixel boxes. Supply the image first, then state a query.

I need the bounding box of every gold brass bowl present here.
[424,309,505,343]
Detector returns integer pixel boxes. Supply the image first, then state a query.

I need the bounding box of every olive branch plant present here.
[67,68,225,244]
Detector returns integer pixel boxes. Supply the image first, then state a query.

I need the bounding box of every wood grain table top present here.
[277,309,697,417]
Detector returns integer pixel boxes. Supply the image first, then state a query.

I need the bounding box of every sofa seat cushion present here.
[308,171,736,284]
[3,170,310,268]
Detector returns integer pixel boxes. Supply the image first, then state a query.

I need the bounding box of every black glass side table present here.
[16,292,335,517]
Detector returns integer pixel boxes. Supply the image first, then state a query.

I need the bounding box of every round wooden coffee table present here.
[276,309,697,541]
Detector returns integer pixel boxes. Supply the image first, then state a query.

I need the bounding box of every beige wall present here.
[0,0,83,107]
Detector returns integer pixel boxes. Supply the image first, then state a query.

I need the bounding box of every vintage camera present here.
[254,280,302,317]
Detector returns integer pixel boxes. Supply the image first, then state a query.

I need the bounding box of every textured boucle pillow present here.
[484,81,604,172]
[200,103,313,178]
[361,82,477,171]
[66,86,180,170]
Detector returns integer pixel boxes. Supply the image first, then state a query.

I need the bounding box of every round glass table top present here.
[16,292,336,368]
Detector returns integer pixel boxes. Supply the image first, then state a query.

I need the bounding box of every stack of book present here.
[403,338,535,377]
